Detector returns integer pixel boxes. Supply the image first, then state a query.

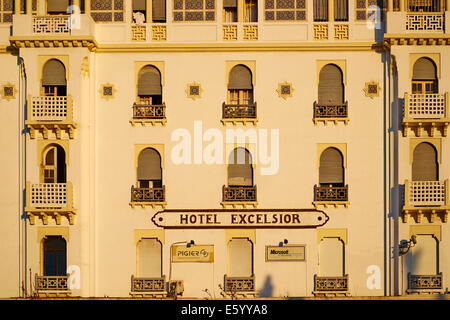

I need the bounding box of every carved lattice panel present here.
[152,26,167,41]
[223,25,237,41]
[313,24,328,40]
[131,25,146,41]
[243,25,258,40]
[406,14,443,32]
[334,24,349,40]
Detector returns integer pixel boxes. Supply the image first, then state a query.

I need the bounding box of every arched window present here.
[43,236,67,276]
[228,148,253,186]
[137,238,162,277]
[412,57,438,94]
[137,65,162,105]
[137,148,162,188]
[42,59,67,96]
[318,64,344,105]
[228,238,253,277]
[42,144,66,183]
[412,142,438,181]
[319,147,344,186]
[228,65,253,105]
[319,237,345,276]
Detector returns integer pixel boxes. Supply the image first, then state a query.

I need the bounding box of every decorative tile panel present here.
[276,81,294,100]
[0,0,13,23]
[173,0,215,22]
[186,82,203,100]
[91,0,124,22]
[1,83,17,101]
[264,0,307,21]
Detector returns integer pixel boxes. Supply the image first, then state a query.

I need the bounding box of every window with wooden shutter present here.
[137,148,162,188]
[314,0,328,21]
[47,0,70,14]
[228,65,254,105]
[412,142,438,181]
[319,147,344,186]
[228,148,253,186]
[223,0,237,22]
[137,238,162,277]
[228,238,253,277]
[244,0,257,22]
[318,64,344,105]
[412,58,438,94]
[42,59,67,96]
[43,236,67,276]
[153,0,167,22]
[137,66,162,104]
[334,0,348,21]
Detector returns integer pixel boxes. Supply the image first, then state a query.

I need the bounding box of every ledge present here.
[402,206,449,223]
[130,118,167,127]
[384,34,450,47]
[25,120,77,139]
[25,208,76,225]
[9,36,98,51]
[129,292,167,298]
[221,118,258,126]
[313,201,349,209]
[220,201,258,209]
[313,117,349,125]
[130,201,167,209]
[402,118,450,137]
[313,291,350,297]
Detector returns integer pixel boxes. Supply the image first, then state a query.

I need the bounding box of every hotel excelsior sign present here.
[152,209,329,229]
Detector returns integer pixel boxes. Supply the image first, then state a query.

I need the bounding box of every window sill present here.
[26,120,77,139]
[130,118,167,127]
[402,206,449,223]
[313,117,349,125]
[221,118,258,126]
[25,208,76,225]
[313,201,349,208]
[402,118,450,137]
[130,201,167,209]
[220,201,258,209]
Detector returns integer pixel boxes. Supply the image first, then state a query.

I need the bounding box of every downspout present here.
[18,55,27,298]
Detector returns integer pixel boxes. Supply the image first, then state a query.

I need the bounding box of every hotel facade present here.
[0,0,449,298]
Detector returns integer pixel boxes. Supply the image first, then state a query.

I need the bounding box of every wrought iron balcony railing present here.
[35,274,70,292]
[313,102,348,120]
[224,275,255,293]
[131,275,166,293]
[222,103,257,119]
[132,103,166,120]
[314,275,349,292]
[33,16,70,34]
[408,273,443,291]
[314,185,349,202]
[223,185,257,202]
[130,186,166,207]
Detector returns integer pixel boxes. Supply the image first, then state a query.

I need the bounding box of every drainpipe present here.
[18,56,27,298]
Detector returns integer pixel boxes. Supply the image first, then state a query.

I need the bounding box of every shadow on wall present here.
[259,275,273,298]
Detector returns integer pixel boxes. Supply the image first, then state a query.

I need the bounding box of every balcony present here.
[25,182,76,225]
[407,273,443,294]
[130,275,167,298]
[11,14,96,51]
[313,275,350,297]
[313,185,349,208]
[35,274,70,297]
[130,103,167,126]
[221,103,257,126]
[403,93,449,137]
[25,96,77,139]
[221,185,257,208]
[223,275,258,298]
[130,186,167,209]
[313,101,349,125]
[402,180,450,223]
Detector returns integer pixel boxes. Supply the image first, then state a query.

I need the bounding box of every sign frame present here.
[265,245,306,262]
